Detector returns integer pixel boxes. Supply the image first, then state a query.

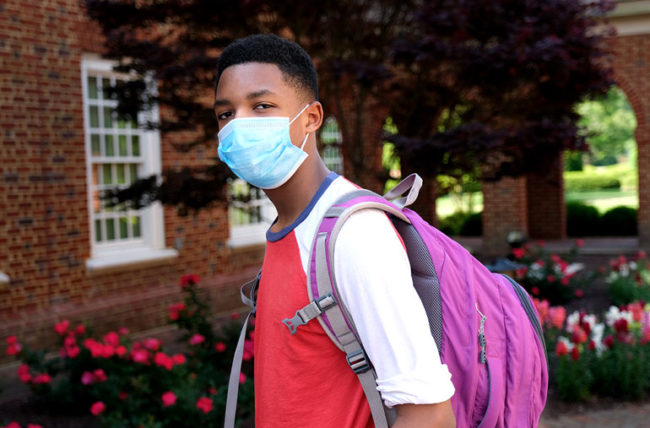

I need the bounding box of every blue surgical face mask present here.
[217,104,311,189]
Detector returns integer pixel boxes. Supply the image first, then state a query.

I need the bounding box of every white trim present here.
[86,248,178,273]
[608,0,650,35]
[81,55,170,266]
[0,272,9,285]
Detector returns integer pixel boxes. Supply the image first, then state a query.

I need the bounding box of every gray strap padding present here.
[224,311,252,428]
[383,173,422,209]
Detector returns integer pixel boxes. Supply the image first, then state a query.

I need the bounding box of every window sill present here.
[0,272,9,285]
[86,248,179,275]
[227,234,267,250]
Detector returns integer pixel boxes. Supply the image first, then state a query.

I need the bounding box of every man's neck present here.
[264,158,330,233]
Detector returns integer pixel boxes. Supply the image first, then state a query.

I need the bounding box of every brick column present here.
[526,153,566,240]
[638,124,650,250]
[482,176,529,256]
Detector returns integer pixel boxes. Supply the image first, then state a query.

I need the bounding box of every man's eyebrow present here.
[213,89,277,109]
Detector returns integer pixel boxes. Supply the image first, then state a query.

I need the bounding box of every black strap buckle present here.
[346,349,371,374]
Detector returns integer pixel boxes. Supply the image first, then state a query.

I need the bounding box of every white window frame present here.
[320,116,344,174]
[227,179,276,248]
[81,55,176,271]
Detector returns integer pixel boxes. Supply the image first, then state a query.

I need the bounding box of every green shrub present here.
[459,212,482,236]
[566,201,600,237]
[564,173,621,192]
[438,212,468,236]
[600,206,637,236]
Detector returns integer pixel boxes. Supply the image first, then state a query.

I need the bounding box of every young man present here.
[214,34,456,428]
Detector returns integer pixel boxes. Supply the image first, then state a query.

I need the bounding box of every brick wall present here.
[605,34,650,250]
[526,153,566,240]
[482,176,529,256]
[0,0,262,363]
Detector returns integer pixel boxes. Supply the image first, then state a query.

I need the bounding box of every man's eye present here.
[254,103,272,110]
[216,111,232,121]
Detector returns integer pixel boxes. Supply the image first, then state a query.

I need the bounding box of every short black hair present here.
[216,34,319,101]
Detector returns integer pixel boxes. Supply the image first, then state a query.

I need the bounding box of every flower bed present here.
[3,275,254,428]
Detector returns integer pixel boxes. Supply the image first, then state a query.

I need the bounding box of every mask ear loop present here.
[290,103,312,151]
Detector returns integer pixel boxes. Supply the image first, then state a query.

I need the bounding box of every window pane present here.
[119,217,128,239]
[118,135,128,156]
[103,107,113,128]
[91,134,101,156]
[87,76,98,99]
[89,106,99,128]
[102,78,112,99]
[132,216,141,238]
[130,164,138,183]
[103,164,113,185]
[116,164,126,184]
[95,219,102,242]
[131,118,138,129]
[118,119,127,129]
[106,218,115,241]
[104,135,114,157]
[132,136,140,156]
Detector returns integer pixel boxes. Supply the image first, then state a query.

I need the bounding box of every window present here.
[228,179,276,248]
[320,116,344,174]
[82,56,176,270]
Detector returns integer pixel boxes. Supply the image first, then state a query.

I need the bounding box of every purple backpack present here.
[225,174,548,428]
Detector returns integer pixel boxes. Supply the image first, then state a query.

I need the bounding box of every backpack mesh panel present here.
[391,218,444,354]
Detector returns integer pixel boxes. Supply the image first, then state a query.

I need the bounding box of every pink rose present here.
[54,320,70,335]
[215,342,227,352]
[196,397,213,414]
[189,334,205,346]
[90,401,106,416]
[81,371,94,385]
[162,391,177,407]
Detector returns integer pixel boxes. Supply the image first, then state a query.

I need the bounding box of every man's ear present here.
[305,101,324,134]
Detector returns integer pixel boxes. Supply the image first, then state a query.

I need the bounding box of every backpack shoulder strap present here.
[224,271,260,428]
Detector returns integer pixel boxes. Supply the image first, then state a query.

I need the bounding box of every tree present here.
[387,0,615,182]
[84,0,414,212]
[576,86,637,166]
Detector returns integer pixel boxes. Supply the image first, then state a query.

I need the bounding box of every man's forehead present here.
[216,62,289,97]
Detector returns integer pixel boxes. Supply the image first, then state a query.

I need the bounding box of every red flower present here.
[549,306,566,329]
[242,340,254,361]
[93,369,107,383]
[118,327,129,335]
[143,338,161,351]
[54,320,70,336]
[642,326,650,344]
[555,341,568,357]
[90,401,106,416]
[604,335,615,348]
[4,422,21,428]
[571,347,580,361]
[574,289,584,298]
[570,326,588,345]
[32,373,51,384]
[196,397,213,414]
[168,302,187,321]
[179,274,201,288]
[83,339,104,358]
[172,354,186,365]
[576,239,584,248]
[162,391,177,407]
[131,348,150,364]
[119,391,129,401]
[81,371,94,385]
[209,387,218,395]
[530,287,540,296]
[5,336,22,356]
[588,340,596,351]
[115,345,128,357]
[103,331,120,347]
[17,364,31,383]
[215,342,227,353]
[154,352,174,371]
[512,248,525,260]
[515,267,528,278]
[189,334,205,346]
[75,325,86,335]
[231,312,240,320]
[239,373,247,384]
[614,318,629,333]
[546,275,555,283]
[561,277,570,286]
[100,344,115,359]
